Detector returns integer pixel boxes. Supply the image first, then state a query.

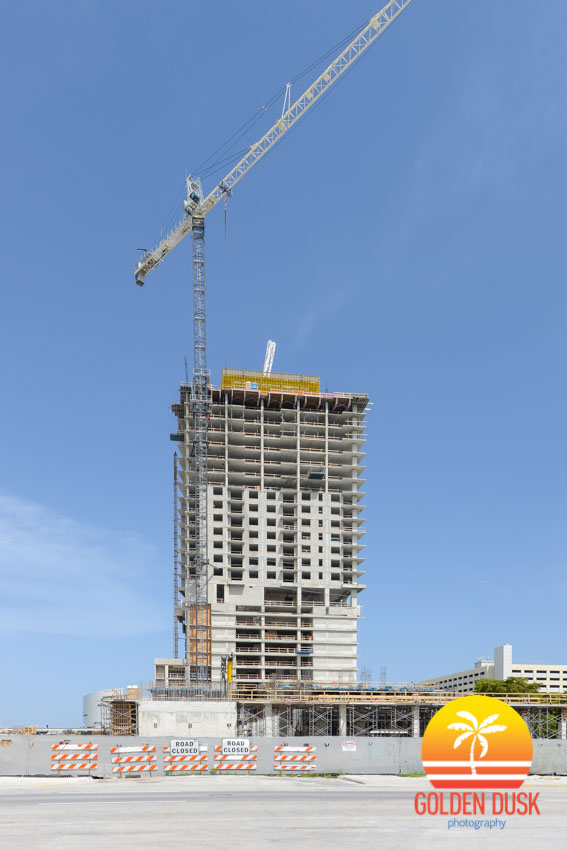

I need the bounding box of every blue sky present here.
[1,0,566,726]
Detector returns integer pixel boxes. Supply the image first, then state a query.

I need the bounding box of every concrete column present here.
[352,405,358,491]
[297,611,304,681]
[224,396,229,490]
[338,704,347,735]
[560,710,567,740]
[296,399,301,497]
[260,397,264,491]
[412,705,420,738]
[264,703,274,737]
[260,611,266,683]
[296,584,302,679]
[324,400,329,493]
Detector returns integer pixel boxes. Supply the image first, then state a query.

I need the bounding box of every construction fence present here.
[2,736,567,777]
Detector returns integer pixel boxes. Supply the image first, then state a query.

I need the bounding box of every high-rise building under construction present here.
[155,368,368,690]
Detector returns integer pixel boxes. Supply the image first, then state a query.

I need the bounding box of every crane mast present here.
[137,0,414,687]
[190,216,210,682]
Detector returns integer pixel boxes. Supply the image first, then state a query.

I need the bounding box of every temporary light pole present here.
[135,0,414,686]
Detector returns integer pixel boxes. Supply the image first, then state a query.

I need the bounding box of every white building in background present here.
[420,644,567,693]
[156,368,368,689]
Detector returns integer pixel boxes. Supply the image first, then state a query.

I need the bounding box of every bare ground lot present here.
[0,775,566,849]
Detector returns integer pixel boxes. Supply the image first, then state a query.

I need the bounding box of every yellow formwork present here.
[221,369,320,394]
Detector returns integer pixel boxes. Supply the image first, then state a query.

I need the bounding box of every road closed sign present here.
[170,739,199,756]
[222,738,250,756]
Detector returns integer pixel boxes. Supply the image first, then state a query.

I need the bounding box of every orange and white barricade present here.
[51,762,98,771]
[113,764,157,773]
[163,744,208,773]
[213,762,256,771]
[51,753,98,761]
[213,743,257,770]
[163,754,207,763]
[166,764,208,772]
[274,745,317,772]
[50,743,98,772]
[111,744,158,773]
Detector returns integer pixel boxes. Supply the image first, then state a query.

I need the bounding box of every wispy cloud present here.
[385,44,567,258]
[289,287,349,356]
[0,492,165,636]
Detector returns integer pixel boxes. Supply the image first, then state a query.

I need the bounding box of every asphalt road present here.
[0,775,565,849]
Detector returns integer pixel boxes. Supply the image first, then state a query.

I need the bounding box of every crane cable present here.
[154,16,368,247]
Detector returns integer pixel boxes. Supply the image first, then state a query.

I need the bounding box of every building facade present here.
[419,644,567,694]
[156,369,368,689]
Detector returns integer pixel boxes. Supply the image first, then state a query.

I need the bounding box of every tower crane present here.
[135,0,413,686]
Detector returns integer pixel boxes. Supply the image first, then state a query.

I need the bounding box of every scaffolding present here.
[101,700,138,736]
[187,605,212,670]
[346,705,412,737]
[307,706,339,736]
[99,688,567,739]
[517,707,564,740]
[237,705,266,737]
[263,705,339,736]
[271,705,300,737]
[419,706,438,737]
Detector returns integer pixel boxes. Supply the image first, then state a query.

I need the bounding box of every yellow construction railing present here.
[221,369,320,394]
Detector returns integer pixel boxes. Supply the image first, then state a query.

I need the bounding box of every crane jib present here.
[134,0,413,285]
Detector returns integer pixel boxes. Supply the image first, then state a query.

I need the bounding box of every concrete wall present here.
[1,736,567,777]
[137,701,237,737]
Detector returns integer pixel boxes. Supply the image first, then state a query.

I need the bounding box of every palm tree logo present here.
[447,711,507,775]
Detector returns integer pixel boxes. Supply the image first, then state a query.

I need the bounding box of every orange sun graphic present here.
[422,695,533,789]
